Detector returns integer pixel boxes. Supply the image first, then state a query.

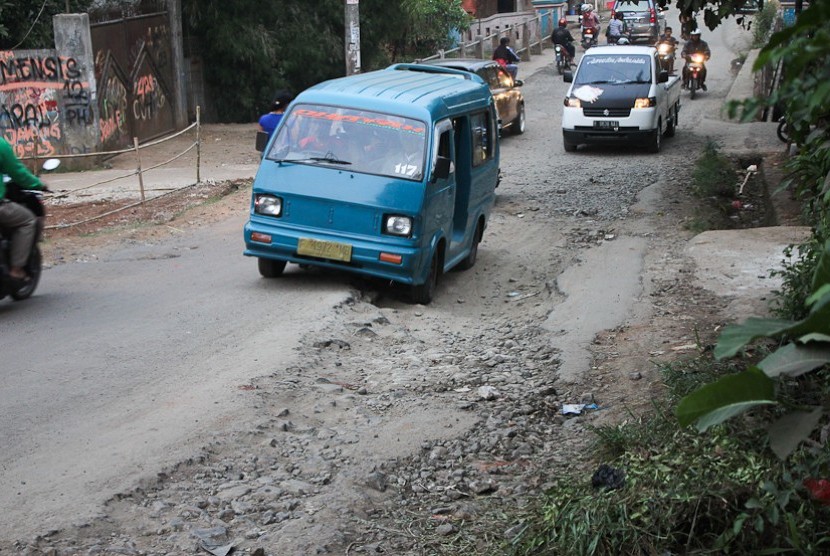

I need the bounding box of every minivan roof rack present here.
[387,63,473,79]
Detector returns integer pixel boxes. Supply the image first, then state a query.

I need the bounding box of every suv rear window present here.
[614,0,651,12]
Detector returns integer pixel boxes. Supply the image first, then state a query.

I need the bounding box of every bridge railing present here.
[417,10,559,63]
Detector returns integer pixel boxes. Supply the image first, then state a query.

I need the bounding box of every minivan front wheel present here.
[410,252,439,304]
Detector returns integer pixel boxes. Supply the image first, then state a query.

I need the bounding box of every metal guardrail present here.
[418,11,557,63]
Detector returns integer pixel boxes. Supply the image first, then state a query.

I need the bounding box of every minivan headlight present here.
[384,215,413,237]
[565,97,581,108]
[254,194,282,217]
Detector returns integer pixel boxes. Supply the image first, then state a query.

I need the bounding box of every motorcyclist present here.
[551,17,576,63]
[681,29,711,90]
[580,4,601,46]
[680,12,698,40]
[606,12,625,44]
[0,137,45,284]
[658,26,679,47]
[492,37,520,79]
[656,26,679,70]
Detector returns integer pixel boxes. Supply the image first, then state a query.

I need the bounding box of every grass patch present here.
[510,354,830,556]
[692,141,738,199]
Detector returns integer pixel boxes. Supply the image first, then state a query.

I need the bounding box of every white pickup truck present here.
[561,45,681,153]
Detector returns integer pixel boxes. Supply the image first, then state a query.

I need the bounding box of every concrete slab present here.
[687,226,812,316]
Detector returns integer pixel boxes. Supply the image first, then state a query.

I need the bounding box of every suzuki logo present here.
[603,109,610,116]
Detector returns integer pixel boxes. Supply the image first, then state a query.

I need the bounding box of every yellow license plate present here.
[297,238,352,262]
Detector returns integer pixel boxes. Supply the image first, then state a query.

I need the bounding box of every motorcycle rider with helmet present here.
[581,3,601,36]
[0,137,45,285]
[551,17,576,64]
[681,29,711,90]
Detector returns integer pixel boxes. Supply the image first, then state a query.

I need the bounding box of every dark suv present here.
[422,59,526,135]
[612,0,666,44]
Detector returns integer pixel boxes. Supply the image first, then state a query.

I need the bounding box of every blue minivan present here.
[243,64,500,304]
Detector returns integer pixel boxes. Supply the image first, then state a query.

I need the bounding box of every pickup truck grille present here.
[583,108,632,117]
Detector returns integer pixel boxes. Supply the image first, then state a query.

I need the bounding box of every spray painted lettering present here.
[0,50,95,157]
[132,72,166,121]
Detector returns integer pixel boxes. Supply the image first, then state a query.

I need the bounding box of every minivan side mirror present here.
[563,70,573,83]
[514,79,524,87]
[432,156,453,181]
[657,70,669,83]
[255,130,269,152]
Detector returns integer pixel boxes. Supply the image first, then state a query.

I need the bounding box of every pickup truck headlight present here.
[633,97,657,109]
[384,215,413,237]
[564,97,581,108]
[254,194,282,217]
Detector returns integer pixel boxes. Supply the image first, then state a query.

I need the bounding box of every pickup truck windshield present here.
[575,54,652,85]
[266,104,427,181]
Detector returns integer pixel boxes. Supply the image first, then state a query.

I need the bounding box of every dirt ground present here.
[16,114,804,554]
[42,124,257,259]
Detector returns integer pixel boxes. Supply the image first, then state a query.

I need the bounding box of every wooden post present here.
[196,105,201,184]
[134,137,145,202]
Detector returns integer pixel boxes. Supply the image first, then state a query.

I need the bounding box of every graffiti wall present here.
[0,49,91,158]
[0,13,179,163]
[92,13,175,150]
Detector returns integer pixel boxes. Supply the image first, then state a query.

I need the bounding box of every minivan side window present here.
[471,111,493,167]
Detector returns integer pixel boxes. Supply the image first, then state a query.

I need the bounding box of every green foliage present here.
[770,243,821,320]
[514,392,830,555]
[182,0,469,122]
[0,0,94,49]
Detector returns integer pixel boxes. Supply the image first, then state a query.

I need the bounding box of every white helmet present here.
[617,36,630,45]
[582,3,593,11]
[690,28,702,35]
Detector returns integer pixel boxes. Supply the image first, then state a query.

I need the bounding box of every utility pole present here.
[345,0,361,75]
[167,0,189,128]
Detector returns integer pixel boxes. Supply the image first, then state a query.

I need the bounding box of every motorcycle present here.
[581,26,598,49]
[684,53,706,99]
[656,40,676,73]
[554,44,571,74]
[0,159,57,302]
[777,117,791,144]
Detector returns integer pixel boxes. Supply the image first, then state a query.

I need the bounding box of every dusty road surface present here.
[1,16,797,555]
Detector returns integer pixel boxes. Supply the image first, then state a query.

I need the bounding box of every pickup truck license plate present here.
[297,238,352,262]
[594,120,619,129]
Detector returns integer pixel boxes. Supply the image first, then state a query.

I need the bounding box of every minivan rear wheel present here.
[258,258,287,278]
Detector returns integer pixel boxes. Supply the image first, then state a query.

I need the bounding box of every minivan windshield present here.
[267,104,427,181]
[575,54,652,85]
